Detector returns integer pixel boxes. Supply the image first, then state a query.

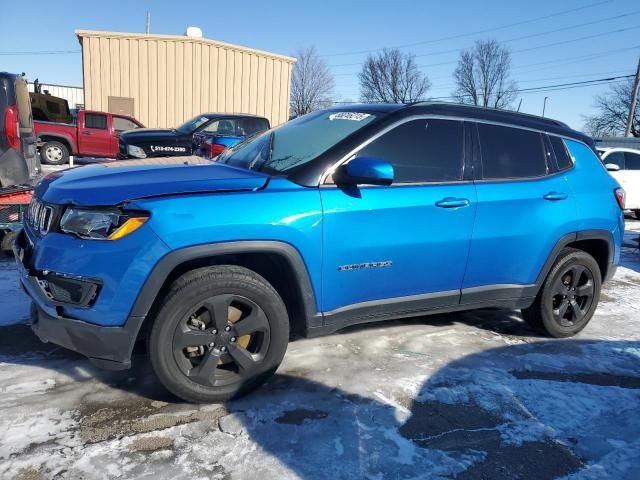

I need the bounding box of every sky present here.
[1,0,638,131]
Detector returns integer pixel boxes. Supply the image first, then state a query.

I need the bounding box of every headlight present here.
[60,208,148,240]
[127,144,147,158]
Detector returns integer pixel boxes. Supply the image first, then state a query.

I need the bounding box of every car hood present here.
[36,157,270,206]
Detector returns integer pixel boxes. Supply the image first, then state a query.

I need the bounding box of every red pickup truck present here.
[35,110,144,164]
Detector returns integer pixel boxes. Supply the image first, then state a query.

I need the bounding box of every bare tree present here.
[290,46,335,117]
[453,39,517,109]
[583,78,639,137]
[359,49,431,103]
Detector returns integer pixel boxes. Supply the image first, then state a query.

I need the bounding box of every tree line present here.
[289,41,639,137]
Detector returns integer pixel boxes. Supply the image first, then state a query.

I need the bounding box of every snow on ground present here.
[0,220,639,479]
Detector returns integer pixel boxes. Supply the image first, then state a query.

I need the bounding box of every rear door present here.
[461,123,578,302]
[320,118,476,313]
[78,112,111,157]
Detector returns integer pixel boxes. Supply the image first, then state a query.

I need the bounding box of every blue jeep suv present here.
[15,103,625,403]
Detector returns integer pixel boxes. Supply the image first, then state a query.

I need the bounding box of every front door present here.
[78,112,111,157]
[320,118,476,315]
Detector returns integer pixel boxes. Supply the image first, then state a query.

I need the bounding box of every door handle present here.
[81,131,92,136]
[435,197,470,208]
[543,192,568,201]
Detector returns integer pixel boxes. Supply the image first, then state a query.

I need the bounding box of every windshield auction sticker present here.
[329,112,371,121]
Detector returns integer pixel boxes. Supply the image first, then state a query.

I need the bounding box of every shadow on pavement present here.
[1,312,639,477]
[230,339,640,479]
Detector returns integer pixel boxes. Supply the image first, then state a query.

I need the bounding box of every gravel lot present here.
[0,219,639,480]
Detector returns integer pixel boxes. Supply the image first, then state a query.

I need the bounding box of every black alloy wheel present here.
[172,294,271,387]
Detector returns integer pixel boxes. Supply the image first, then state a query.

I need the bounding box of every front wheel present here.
[149,265,289,403]
[522,248,601,338]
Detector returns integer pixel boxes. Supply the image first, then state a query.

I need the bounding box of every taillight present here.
[4,105,20,152]
[614,188,626,210]
[207,142,227,158]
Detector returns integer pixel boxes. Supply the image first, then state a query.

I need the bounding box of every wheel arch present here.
[129,241,321,345]
[535,230,615,294]
[38,134,74,154]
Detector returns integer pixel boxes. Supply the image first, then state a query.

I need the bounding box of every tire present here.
[40,141,69,165]
[522,248,601,338]
[149,265,289,403]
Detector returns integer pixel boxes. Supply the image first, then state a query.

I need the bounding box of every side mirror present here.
[334,157,394,186]
[605,163,620,172]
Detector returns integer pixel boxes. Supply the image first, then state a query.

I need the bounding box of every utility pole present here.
[625,56,640,137]
[542,96,549,117]
[146,11,151,34]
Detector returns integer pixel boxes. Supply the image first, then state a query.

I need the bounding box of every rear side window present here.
[355,119,464,183]
[84,113,107,130]
[604,151,625,170]
[477,123,547,179]
[238,118,269,136]
[203,119,238,135]
[624,152,640,170]
[549,136,573,171]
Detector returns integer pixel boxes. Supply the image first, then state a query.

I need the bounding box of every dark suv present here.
[15,103,624,403]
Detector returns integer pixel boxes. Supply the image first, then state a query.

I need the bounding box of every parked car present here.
[1,72,40,187]
[597,147,640,218]
[192,115,270,159]
[16,103,624,403]
[35,110,144,164]
[119,113,267,159]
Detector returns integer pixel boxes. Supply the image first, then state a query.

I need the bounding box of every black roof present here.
[289,102,593,186]
[330,102,588,143]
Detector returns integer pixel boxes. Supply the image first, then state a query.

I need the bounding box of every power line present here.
[328,11,640,68]
[332,75,633,103]
[0,49,81,56]
[425,75,634,101]
[333,27,639,75]
[321,0,613,57]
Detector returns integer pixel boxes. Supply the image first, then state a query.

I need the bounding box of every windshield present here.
[218,110,378,174]
[175,115,212,134]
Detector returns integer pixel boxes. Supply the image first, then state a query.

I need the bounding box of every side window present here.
[604,151,625,170]
[624,152,640,170]
[238,118,269,136]
[113,116,140,132]
[84,113,107,130]
[477,123,547,179]
[203,119,237,135]
[549,136,573,171]
[355,119,464,183]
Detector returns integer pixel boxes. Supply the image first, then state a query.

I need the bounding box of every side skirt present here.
[308,287,535,337]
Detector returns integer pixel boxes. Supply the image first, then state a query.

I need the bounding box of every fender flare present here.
[128,240,319,324]
[533,229,615,293]
[36,131,76,154]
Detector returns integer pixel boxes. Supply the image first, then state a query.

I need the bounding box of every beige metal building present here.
[76,30,295,128]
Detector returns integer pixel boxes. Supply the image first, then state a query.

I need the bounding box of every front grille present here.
[26,199,59,236]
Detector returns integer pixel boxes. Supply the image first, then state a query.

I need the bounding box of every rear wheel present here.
[149,265,289,403]
[40,141,69,165]
[522,248,601,338]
